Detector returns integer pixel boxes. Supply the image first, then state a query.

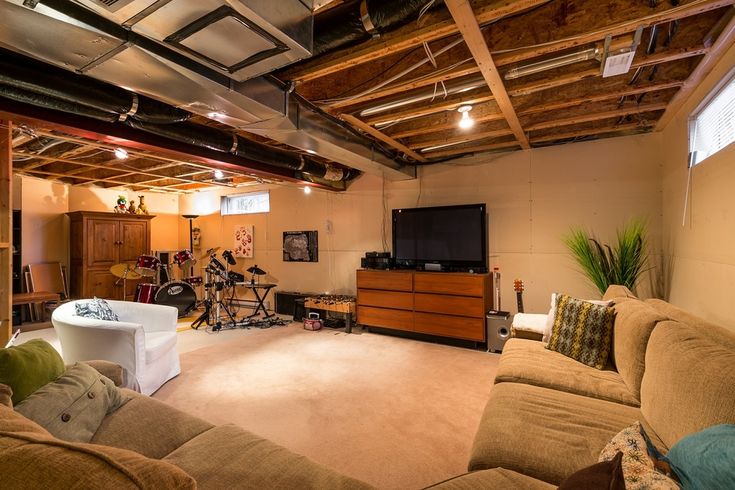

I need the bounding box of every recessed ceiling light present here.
[208,112,225,119]
[303,186,312,195]
[457,105,474,129]
[213,169,224,179]
[305,149,317,155]
[114,148,128,159]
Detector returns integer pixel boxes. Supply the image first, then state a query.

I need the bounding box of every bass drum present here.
[155,281,196,317]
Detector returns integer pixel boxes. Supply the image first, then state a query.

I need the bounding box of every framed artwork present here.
[283,231,318,262]
[234,225,254,258]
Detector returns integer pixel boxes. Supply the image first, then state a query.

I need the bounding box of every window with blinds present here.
[221,191,270,215]
[689,73,735,167]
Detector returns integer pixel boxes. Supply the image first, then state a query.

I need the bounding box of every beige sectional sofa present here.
[3,285,733,489]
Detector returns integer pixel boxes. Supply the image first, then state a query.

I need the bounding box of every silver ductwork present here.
[0,0,415,180]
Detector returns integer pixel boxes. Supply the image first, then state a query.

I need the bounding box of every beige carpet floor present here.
[153,325,500,489]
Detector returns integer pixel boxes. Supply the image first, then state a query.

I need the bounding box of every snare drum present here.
[183,276,203,287]
[135,283,159,304]
[173,250,195,268]
[135,255,160,276]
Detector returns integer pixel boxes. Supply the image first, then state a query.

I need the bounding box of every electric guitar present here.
[513,279,524,314]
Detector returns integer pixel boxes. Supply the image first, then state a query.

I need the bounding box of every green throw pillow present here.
[0,339,65,405]
[666,424,735,490]
[547,293,616,369]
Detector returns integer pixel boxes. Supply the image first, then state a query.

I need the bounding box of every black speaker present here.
[293,298,306,321]
[486,311,512,353]
[275,291,313,316]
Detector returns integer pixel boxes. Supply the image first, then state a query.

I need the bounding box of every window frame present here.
[688,66,735,168]
[220,190,270,216]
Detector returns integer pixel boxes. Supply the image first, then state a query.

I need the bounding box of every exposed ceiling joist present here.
[409,128,513,150]
[340,114,428,162]
[525,102,668,132]
[364,93,495,126]
[387,112,507,140]
[421,140,520,158]
[445,0,530,149]
[531,122,655,144]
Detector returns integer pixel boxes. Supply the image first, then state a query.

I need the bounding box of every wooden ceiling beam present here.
[656,7,735,130]
[531,121,655,144]
[445,0,530,149]
[497,0,735,67]
[284,0,552,84]
[525,102,668,132]
[340,114,428,162]
[517,80,685,116]
[409,128,514,150]
[508,46,709,97]
[388,112,506,140]
[422,140,520,159]
[364,92,495,126]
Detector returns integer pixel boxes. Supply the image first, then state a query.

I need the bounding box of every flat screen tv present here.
[392,203,487,272]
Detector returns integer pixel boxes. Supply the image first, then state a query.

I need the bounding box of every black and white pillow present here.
[75,297,119,321]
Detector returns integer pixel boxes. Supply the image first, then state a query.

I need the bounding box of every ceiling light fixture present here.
[457,105,474,129]
[213,169,224,179]
[303,186,312,195]
[114,148,128,159]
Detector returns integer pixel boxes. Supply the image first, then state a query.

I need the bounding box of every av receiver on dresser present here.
[361,251,393,270]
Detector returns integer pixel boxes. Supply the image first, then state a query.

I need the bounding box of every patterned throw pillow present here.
[74,297,119,322]
[546,293,615,369]
[599,422,679,490]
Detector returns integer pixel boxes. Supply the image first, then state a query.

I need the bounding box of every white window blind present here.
[221,191,270,215]
[689,74,735,166]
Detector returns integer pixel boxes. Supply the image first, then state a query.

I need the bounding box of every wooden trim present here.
[525,102,667,131]
[340,114,428,162]
[445,0,530,149]
[656,7,735,130]
[285,0,552,84]
[0,120,11,346]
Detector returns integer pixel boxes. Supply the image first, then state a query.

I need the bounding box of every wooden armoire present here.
[68,211,154,300]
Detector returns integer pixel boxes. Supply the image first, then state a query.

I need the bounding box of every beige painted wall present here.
[661,42,735,330]
[180,133,663,313]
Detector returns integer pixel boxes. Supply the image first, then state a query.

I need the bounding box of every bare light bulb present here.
[457,105,474,129]
[213,169,224,179]
[303,186,312,195]
[114,148,128,159]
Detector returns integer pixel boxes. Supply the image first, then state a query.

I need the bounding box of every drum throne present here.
[51,299,181,395]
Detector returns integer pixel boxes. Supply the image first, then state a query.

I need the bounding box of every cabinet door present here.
[88,219,118,267]
[119,220,148,263]
[86,269,119,300]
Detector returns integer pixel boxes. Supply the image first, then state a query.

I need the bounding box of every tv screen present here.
[392,203,487,271]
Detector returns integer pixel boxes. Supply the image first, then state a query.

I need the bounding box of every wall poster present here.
[283,231,318,262]
[234,225,254,258]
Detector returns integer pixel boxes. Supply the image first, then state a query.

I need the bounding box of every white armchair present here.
[52,299,181,395]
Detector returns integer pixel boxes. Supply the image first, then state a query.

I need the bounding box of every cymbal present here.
[198,247,220,261]
[110,262,142,280]
[246,265,267,275]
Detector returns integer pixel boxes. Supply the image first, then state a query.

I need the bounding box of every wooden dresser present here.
[356,269,492,342]
[68,211,154,300]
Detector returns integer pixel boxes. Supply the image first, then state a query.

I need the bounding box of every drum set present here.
[109,249,203,317]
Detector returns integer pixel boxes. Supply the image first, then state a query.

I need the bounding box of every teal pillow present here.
[667,424,735,490]
[0,339,65,405]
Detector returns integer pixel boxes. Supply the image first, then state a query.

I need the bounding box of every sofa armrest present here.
[107,300,178,334]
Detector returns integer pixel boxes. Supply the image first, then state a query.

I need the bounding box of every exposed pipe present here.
[504,48,599,80]
[313,0,445,56]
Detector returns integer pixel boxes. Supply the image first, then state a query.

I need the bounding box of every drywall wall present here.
[180,132,663,313]
[20,176,69,268]
[661,41,735,331]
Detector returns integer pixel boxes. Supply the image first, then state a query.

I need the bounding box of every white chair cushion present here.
[145,331,177,364]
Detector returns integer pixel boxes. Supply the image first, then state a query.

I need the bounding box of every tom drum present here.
[135,255,160,276]
[183,276,203,287]
[173,250,195,268]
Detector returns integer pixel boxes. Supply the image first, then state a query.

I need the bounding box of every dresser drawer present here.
[414,272,486,296]
[414,312,485,341]
[357,306,413,332]
[358,289,413,310]
[357,270,413,291]
[414,293,485,318]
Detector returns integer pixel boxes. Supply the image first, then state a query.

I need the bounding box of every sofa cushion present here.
[0,338,65,405]
[426,468,555,489]
[640,320,735,449]
[644,298,726,332]
[0,405,195,489]
[547,294,616,369]
[608,297,667,401]
[91,389,213,459]
[469,382,641,484]
[145,331,177,363]
[15,363,128,443]
[495,338,639,406]
[163,424,374,489]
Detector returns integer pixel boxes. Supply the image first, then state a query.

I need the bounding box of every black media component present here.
[361,254,394,269]
[392,203,488,273]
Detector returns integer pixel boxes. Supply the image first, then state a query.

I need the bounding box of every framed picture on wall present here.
[283,231,318,262]
[234,225,254,258]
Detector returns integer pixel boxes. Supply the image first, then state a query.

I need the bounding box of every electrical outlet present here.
[326,220,333,234]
